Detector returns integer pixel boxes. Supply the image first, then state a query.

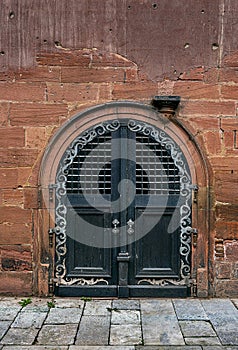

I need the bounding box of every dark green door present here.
[54,120,192,297]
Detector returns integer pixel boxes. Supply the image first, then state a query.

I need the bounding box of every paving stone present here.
[112,299,140,310]
[0,307,20,321]
[12,311,47,328]
[2,347,68,350]
[141,301,184,346]
[83,300,112,316]
[173,299,209,320]
[0,321,11,340]
[37,324,78,345]
[110,324,142,345]
[45,307,82,324]
[215,331,238,345]
[22,299,49,313]
[142,314,185,346]
[203,347,238,350]
[136,347,202,349]
[111,309,140,324]
[54,298,84,308]
[75,315,110,345]
[179,320,216,337]
[141,299,175,316]
[0,298,23,307]
[232,299,238,310]
[185,337,221,346]
[69,347,135,349]
[202,299,238,345]
[23,305,49,313]
[0,327,38,345]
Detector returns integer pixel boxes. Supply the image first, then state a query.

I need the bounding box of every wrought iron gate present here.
[53,119,193,297]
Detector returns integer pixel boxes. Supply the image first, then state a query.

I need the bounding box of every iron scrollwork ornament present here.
[54,118,192,287]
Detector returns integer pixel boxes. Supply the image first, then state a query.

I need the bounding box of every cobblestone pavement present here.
[0,297,238,349]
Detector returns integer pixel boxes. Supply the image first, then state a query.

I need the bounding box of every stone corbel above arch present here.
[151,95,181,119]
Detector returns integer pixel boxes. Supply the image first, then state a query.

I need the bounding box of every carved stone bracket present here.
[151,96,181,117]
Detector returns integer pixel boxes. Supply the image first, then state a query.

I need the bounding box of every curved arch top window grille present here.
[65,133,181,196]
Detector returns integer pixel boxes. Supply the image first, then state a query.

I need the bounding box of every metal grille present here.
[66,132,180,195]
[66,135,112,194]
[136,135,180,195]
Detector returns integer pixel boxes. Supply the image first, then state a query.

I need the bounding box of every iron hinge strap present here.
[48,277,61,294]
[48,227,60,248]
[188,184,199,203]
[191,228,198,247]
[48,184,57,202]
[48,228,54,248]
[188,184,199,191]
[186,227,198,247]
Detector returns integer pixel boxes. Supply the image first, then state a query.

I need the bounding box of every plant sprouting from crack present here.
[19,298,32,307]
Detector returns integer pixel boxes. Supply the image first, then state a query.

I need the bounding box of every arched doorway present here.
[39,101,209,297]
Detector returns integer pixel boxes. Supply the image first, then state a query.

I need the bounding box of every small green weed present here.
[80,296,92,302]
[106,307,120,312]
[47,300,56,308]
[18,298,32,307]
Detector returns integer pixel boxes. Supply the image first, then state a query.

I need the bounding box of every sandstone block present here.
[0,149,38,167]
[219,68,238,83]
[0,245,32,271]
[0,82,45,102]
[179,66,204,81]
[1,189,23,207]
[61,67,125,83]
[224,240,238,261]
[0,127,25,148]
[10,103,67,126]
[0,272,32,295]
[180,101,236,116]
[174,81,219,99]
[47,83,99,103]
[0,102,9,127]
[23,188,38,209]
[112,82,157,99]
[215,261,233,279]
[15,66,60,82]
[203,131,222,155]
[221,85,238,99]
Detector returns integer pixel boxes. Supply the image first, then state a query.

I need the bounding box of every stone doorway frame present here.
[36,100,211,297]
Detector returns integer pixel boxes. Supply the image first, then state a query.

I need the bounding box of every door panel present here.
[66,208,112,279]
[133,209,180,280]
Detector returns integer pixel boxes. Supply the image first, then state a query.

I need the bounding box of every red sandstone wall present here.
[0,0,238,296]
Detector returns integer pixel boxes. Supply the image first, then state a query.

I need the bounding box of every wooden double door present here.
[54,120,191,297]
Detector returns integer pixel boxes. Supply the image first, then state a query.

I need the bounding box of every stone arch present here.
[38,101,210,297]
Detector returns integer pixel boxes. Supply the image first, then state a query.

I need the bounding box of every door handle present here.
[127,219,134,235]
[112,219,120,234]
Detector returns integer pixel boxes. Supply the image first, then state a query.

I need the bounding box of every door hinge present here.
[48,277,61,295]
[48,184,57,202]
[38,188,42,208]
[186,227,198,247]
[188,184,199,203]
[192,228,198,247]
[191,279,197,296]
[48,228,54,248]
[48,279,54,295]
